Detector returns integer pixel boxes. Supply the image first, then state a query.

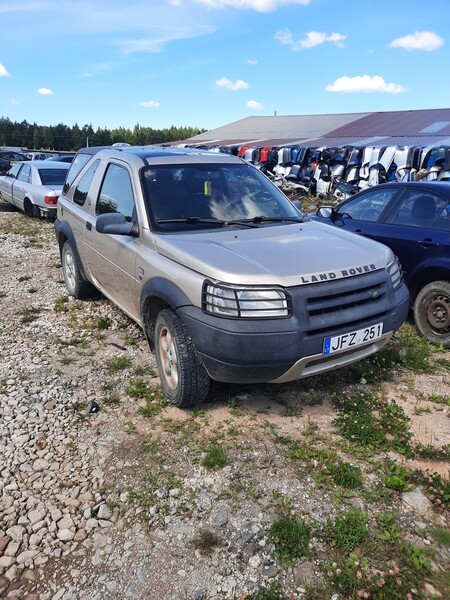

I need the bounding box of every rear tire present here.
[154,308,210,408]
[414,281,450,348]
[61,241,95,299]
[24,198,35,218]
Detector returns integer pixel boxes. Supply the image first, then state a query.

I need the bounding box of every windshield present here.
[141,162,302,231]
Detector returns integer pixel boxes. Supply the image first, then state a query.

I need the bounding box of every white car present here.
[0,160,70,218]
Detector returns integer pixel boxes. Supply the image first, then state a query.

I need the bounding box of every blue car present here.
[309,181,450,347]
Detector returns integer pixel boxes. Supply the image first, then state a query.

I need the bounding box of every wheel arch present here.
[140,278,192,351]
[55,221,90,283]
[408,265,450,304]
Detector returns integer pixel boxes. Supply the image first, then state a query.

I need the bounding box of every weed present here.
[138,389,168,417]
[69,400,85,414]
[268,514,311,565]
[126,378,148,398]
[190,529,220,556]
[395,324,435,373]
[333,392,386,449]
[429,526,450,546]
[189,407,206,419]
[18,307,41,323]
[426,393,450,406]
[27,286,38,294]
[327,509,368,553]
[201,442,229,470]
[103,393,121,407]
[54,295,70,313]
[248,583,288,600]
[413,443,450,461]
[18,275,32,282]
[376,511,401,543]
[380,462,410,492]
[97,316,112,330]
[123,420,137,434]
[328,460,363,490]
[106,355,132,371]
[283,405,302,417]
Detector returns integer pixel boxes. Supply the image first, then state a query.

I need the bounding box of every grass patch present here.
[190,529,220,556]
[106,355,132,371]
[18,307,41,323]
[268,515,311,566]
[201,442,229,470]
[327,509,368,553]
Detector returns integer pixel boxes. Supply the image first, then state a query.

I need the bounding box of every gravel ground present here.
[0,208,449,600]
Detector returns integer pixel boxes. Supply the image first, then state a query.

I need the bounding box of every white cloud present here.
[248,58,259,65]
[37,87,54,96]
[141,101,160,108]
[390,30,444,52]
[216,76,250,90]
[275,28,347,51]
[0,63,11,77]
[247,100,263,110]
[326,75,405,94]
[196,0,310,12]
[10,99,20,106]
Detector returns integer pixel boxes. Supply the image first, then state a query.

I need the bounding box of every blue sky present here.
[0,0,448,131]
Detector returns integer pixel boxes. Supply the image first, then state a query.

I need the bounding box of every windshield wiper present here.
[157,217,259,228]
[249,216,304,224]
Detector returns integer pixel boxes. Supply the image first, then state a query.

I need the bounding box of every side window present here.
[385,190,448,228]
[17,164,31,183]
[63,153,93,194]
[8,163,22,178]
[336,189,397,221]
[96,163,135,220]
[73,160,99,207]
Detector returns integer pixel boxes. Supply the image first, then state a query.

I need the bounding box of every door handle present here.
[354,229,366,235]
[86,222,92,231]
[418,238,439,247]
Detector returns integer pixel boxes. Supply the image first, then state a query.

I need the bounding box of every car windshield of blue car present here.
[38,169,69,186]
[141,163,302,231]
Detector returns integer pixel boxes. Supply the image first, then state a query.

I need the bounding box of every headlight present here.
[203,281,290,318]
[387,256,403,291]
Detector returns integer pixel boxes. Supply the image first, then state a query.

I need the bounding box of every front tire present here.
[414,281,450,348]
[154,308,210,408]
[61,241,95,299]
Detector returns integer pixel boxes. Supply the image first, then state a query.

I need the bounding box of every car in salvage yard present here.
[0,150,30,174]
[0,160,70,219]
[309,181,450,348]
[54,146,409,407]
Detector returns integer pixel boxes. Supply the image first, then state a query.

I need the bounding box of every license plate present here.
[323,323,383,355]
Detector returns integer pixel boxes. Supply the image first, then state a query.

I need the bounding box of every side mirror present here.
[96,213,138,236]
[317,206,333,218]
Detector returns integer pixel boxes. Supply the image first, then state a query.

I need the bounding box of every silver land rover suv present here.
[54,146,409,407]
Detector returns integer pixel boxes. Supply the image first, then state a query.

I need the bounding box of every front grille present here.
[290,270,393,338]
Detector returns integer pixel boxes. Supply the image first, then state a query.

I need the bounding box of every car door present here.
[372,188,450,288]
[0,163,21,203]
[84,161,141,320]
[10,163,32,211]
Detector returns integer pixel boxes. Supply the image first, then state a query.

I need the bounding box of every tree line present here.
[0,117,207,152]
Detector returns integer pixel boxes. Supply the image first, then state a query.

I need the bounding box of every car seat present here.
[411,195,438,227]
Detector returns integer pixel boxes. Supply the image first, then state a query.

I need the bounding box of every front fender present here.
[140,278,193,351]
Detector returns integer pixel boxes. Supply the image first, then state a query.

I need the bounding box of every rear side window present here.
[96,163,135,219]
[73,160,99,206]
[63,153,93,194]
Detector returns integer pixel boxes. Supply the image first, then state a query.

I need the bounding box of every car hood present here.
[154,221,393,287]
